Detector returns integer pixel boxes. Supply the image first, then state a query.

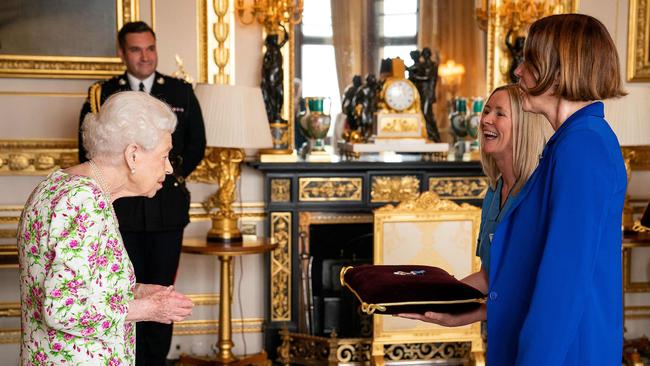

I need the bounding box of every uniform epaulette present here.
[89,82,102,114]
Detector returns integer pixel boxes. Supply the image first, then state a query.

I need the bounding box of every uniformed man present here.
[78,21,206,366]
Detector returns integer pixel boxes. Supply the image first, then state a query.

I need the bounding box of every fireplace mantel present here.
[249,159,486,361]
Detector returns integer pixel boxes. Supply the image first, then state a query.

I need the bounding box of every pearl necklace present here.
[88,160,119,226]
[88,159,111,201]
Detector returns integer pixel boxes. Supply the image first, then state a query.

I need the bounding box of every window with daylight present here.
[377,0,419,65]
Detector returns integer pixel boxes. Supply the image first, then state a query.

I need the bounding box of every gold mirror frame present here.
[628,0,650,81]
[0,0,138,79]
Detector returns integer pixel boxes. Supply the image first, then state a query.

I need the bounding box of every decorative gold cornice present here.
[628,0,650,81]
[428,177,488,200]
[270,212,291,321]
[298,177,363,202]
[371,175,421,203]
[298,212,373,227]
[173,318,263,336]
[0,0,136,79]
[375,191,479,213]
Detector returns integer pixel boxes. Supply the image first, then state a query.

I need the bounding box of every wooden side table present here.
[178,238,278,366]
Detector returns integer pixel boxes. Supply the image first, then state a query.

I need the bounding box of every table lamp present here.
[194,84,273,244]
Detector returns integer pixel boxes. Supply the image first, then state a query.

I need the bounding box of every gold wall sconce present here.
[235,0,304,32]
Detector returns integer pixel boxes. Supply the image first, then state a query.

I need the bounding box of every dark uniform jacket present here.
[79,72,206,232]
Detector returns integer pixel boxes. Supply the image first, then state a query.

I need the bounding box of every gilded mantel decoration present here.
[370,176,421,203]
[628,0,650,81]
[298,177,363,202]
[0,0,138,79]
[428,177,489,201]
[270,212,292,321]
[271,178,291,202]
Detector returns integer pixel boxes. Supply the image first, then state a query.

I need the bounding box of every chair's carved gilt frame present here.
[0,0,138,79]
[628,0,650,81]
[372,192,484,366]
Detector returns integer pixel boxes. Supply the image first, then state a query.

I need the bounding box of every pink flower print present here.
[52,343,62,352]
[24,231,31,242]
[111,264,120,272]
[65,298,74,306]
[98,256,108,267]
[61,230,68,237]
[35,351,46,362]
[81,326,95,337]
[64,333,73,341]
[109,357,121,366]
[47,329,56,337]
[44,250,55,261]
[30,246,37,255]
[102,320,111,329]
[33,311,40,320]
[99,201,106,209]
[31,287,42,297]
[51,289,61,298]
[69,240,78,249]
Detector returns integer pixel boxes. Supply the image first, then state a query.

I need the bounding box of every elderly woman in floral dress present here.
[18,91,194,365]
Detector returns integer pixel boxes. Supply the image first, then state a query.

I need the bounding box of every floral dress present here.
[17,170,136,366]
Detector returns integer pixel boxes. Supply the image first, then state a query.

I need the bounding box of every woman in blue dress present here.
[488,14,627,365]
[399,84,547,325]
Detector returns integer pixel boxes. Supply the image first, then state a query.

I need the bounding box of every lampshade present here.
[194,83,273,149]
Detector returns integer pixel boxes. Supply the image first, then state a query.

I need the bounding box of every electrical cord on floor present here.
[236,170,248,356]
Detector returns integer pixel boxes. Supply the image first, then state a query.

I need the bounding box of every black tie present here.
[138,82,145,92]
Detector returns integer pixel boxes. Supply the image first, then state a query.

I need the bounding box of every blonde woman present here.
[398,84,547,325]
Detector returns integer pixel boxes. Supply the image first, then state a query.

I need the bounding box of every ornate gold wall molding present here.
[622,146,650,171]
[0,329,20,344]
[384,342,470,362]
[625,306,650,320]
[429,177,488,200]
[270,212,291,321]
[199,0,236,84]
[173,318,263,336]
[298,177,363,202]
[371,175,421,203]
[0,0,137,79]
[0,302,20,318]
[0,139,77,176]
[628,0,650,81]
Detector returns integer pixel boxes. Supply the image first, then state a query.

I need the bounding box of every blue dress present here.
[476,178,516,274]
[487,102,627,365]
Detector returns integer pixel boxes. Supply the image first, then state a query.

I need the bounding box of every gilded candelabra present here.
[207,148,245,243]
[235,0,303,33]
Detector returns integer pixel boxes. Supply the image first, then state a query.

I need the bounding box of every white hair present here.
[82,91,177,164]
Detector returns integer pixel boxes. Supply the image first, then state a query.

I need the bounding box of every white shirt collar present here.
[126,73,156,94]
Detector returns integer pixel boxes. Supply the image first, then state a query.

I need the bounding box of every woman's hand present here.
[133,283,167,299]
[127,285,194,323]
[144,286,194,324]
[397,303,486,327]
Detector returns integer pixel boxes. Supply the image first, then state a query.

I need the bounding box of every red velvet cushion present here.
[341,264,485,315]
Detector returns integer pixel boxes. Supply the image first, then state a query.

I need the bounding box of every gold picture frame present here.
[628,0,650,81]
[0,0,138,79]
[371,192,484,366]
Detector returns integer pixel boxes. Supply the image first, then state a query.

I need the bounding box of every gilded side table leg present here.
[215,255,235,363]
[472,350,485,366]
[371,343,385,366]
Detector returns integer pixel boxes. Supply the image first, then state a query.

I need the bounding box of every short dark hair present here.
[523,14,626,101]
[117,21,156,49]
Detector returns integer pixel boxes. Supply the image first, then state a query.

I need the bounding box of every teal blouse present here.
[476,178,515,273]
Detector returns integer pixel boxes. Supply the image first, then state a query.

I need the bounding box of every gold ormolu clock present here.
[375,58,427,139]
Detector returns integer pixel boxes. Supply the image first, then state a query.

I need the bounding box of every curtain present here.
[419,0,486,137]
[331,0,369,95]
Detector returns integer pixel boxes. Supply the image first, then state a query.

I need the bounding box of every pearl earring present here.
[130,168,136,175]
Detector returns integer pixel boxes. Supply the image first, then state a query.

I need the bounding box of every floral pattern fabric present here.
[18,170,136,366]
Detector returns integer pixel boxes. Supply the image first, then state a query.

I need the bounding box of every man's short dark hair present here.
[118,21,156,49]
